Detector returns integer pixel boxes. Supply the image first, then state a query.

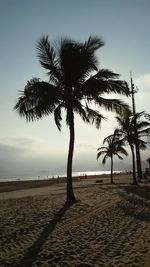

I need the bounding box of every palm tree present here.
[133,112,150,181]
[116,114,137,184]
[116,112,150,185]
[97,130,128,184]
[14,35,130,203]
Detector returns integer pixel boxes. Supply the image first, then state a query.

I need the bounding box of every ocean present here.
[0,170,124,182]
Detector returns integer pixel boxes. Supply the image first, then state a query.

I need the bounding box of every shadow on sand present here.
[123,184,150,201]
[96,182,130,191]
[17,202,74,267]
[97,183,150,222]
[118,184,150,222]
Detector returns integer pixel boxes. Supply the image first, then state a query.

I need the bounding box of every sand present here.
[0,175,150,267]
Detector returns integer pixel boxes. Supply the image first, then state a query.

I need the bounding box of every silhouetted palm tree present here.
[134,112,150,181]
[97,130,128,184]
[116,112,150,185]
[14,35,130,203]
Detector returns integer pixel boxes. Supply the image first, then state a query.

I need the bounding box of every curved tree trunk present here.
[130,145,138,185]
[66,106,76,204]
[110,156,114,184]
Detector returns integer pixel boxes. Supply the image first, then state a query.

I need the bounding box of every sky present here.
[0,0,150,179]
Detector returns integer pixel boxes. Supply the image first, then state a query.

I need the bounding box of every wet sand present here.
[0,175,150,267]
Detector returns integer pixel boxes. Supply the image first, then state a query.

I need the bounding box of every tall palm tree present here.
[14,35,130,203]
[97,130,128,184]
[134,112,150,181]
[116,112,150,185]
[116,114,137,184]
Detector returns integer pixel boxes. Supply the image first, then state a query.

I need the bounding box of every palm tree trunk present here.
[66,106,76,204]
[136,144,142,182]
[110,156,114,184]
[130,145,138,185]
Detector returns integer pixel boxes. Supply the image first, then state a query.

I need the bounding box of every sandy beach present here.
[0,174,150,267]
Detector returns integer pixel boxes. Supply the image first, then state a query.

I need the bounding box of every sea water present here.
[0,170,124,182]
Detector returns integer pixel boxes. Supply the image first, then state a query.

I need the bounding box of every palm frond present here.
[106,80,130,96]
[137,121,150,130]
[82,69,130,97]
[72,100,89,123]
[37,36,62,84]
[134,111,145,119]
[103,129,121,144]
[145,113,150,121]
[115,154,124,160]
[138,127,150,137]
[94,69,120,79]
[137,138,147,148]
[97,146,107,151]
[96,97,130,116]
[84,36,104,52]
[54,104,63,131]
[118,147,128,156]
[85,106,105,129]
[83,78,114,97]
[102,154,109,165]
[97,149,107,160]
[14,78,61,122]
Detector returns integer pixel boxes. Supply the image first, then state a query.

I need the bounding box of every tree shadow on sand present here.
[98,183,150,222]
[96,182,130,191]
[16,202,74,267]
[118,185,150,222]
[123,184,150,201]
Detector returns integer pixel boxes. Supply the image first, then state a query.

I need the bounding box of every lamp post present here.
[130,73,142,181]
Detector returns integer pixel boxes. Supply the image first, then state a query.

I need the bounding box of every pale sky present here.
[0,0,150,179]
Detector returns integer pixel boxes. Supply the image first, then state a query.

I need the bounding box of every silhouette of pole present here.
[130,74,136,115]
[130,73,142,181]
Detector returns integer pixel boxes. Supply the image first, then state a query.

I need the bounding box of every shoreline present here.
[0,170,126,183]
[0,173,132,194]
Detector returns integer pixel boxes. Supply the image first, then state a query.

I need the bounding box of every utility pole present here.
[130,73,136,115]
[130,73,142,181]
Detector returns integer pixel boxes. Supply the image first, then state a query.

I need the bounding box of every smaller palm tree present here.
[97,130,128,184]
[116,111,150,184]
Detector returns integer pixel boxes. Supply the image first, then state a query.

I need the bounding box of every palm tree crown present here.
[14,36,130,203]
[15,36,129,126]
[116,111,150,184]
[116,112,150,148]
[97,130,128,184]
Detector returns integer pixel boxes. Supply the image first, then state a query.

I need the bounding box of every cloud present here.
[0,143,23,157]
[0,137,67,179]
[76,142,96,152]
[133,73,150,113]
[0,137,52,159]
[135,73,150,91]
